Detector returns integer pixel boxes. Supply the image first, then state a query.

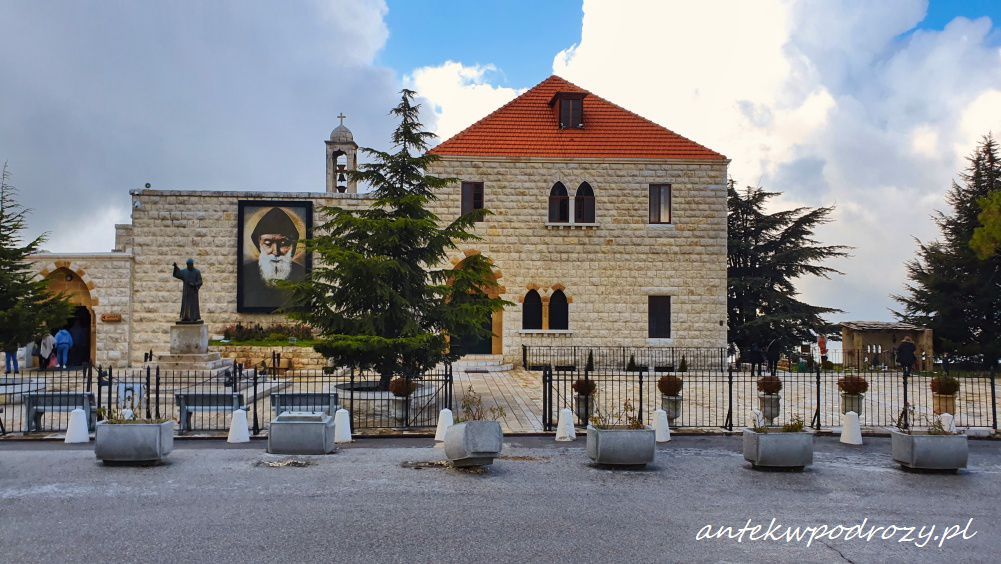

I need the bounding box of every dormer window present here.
[550,92,585,129]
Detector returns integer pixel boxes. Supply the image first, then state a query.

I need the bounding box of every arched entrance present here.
[449,253,505,356]
[44,268,96,366]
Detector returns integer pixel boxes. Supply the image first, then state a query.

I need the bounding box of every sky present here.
[2,0,1000,323]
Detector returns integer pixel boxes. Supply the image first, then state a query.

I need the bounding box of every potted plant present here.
[657,374,683,424]
[586,399,655,466]
[94,396,174,465]
[742,415,813,471]
[572,378,597,420]
[890,405,968,471]
[625,354,646,373]
[444,386,505,467]
[930,375,960,415]
[387,377,417,424]
[837,375,868,415]
[756,375,782,424]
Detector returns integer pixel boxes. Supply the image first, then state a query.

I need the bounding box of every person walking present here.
[749,342,765,376]
[765,339,783,376]
[39,332,56,371]
[896,336,917,378]
[55,328,73,369]
[4,343,19,374]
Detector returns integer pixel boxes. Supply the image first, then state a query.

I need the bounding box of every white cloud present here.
[404,62,525,142]
[44,206,129,253]
[412,0,1001,321]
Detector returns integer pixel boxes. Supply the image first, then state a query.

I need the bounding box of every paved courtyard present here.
[2,436,999,563]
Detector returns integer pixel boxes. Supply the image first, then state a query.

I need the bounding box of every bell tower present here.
[326,113,358,194]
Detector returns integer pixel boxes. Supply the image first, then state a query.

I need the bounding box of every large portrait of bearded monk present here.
[236,200,312,312]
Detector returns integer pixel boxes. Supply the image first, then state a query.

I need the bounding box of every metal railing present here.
[528,346,998,432]
[0,358,452,436]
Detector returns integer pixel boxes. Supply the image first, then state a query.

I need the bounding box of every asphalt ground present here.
[1,435,999,563]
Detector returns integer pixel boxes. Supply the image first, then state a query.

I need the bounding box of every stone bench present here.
[23,392,97,433]
[174,392,247,432]
[270,392,339,419]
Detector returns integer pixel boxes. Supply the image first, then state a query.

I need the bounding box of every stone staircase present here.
[455,354,513,373]
[154,351,233,377]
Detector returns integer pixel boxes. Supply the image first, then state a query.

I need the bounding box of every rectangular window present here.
[649,184,672,224]
[648,296,671,339]
[461,182,484,221]
[559,98,583,129]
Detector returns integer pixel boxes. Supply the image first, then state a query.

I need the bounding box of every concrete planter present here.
[757,394,781,424]
[268,412,336,455]
[444,421,503,467]
[574,394,595,421]
[890,429,968,471]
[660,395,682,423]
[742,429,813,470]
[586,426,656,466]
[95,421,174,464]
[840,393,864,416]
[388,396,412,424]
[932,394,957,416]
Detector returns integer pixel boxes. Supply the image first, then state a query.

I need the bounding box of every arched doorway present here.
[44,268,96,367]
[449,253,505,356]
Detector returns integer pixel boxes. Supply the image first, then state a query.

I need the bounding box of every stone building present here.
[29,75,728,367]
[840,321,934,371]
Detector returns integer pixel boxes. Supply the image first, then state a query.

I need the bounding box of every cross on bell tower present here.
[325,112,358,194]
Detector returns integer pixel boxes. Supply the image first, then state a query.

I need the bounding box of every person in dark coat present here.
[765,339,783,376]
[748,343,765,376]
[896,336,917,377]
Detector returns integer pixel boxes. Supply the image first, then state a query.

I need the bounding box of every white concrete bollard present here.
[750,409,765,429]
[654,408,671,442]
[64,408,90,443]
[227,409,250,443]
[333,408,353,443]
[939,413,957,434]
[434,408,454,442]
[840,411,863,445]
[555,408,576,441]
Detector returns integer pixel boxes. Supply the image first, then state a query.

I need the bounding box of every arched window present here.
[548,183,569,223]
[574,182,595,223]
[522,290,543,330]
[549,290,569,330]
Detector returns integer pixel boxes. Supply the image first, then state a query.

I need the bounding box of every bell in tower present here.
[326,113,358,194]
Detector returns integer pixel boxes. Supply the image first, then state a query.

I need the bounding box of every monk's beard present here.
[258,253,292,285]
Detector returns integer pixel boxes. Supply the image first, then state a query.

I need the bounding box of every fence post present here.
[542,366,552,432]
[404,372,412,429]
[812,366,821,430]
[991,367,997,432]
[145,366,152,420]
[349,366,356,431]
[583,364,591,427]
[252,366,260,435]
[155,366,161,419]
[725,366,733,431]
[95,365,102,416]
[86,365,93,393]
[522,345,527,369]
[638,368,644,423]
[901,369,910,430]
[107,366,113,411]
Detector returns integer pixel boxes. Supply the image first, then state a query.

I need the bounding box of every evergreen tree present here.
[289,91,508,388]
[895,136,1001,367]
[727,181,849,356]
[970,191,1001,260]
[0,163,73,354]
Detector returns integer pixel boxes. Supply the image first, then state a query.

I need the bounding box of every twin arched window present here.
[549,182,595,224]
[522,289,569,330]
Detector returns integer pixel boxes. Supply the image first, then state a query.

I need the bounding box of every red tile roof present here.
[429,75,726,161]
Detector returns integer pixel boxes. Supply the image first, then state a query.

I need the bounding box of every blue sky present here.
[1,0,1000,322]
[379,0,582,86]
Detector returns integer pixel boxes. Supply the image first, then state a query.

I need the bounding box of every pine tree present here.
[895,135,1001,367]
[727,181,849,356]
[289,91,508,388]
[0,163,73,355]
[970,191,1001,260]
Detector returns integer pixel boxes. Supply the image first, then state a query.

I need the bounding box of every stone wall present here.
[427,156,729,359]
[28,253,133,366]
[212,344,329,370]
[128,190,372,366]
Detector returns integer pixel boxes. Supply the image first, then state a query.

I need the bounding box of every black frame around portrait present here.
[236,200,313,313]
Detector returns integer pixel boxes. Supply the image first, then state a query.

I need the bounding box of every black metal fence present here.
[527,346,998,432]
[0,357,452,436]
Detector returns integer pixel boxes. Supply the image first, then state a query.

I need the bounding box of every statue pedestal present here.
[170,323,208,355]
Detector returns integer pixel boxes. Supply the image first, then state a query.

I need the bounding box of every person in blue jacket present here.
[55,328,74,369]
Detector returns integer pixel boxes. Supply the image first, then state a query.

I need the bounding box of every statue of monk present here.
[172,258,203,323]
